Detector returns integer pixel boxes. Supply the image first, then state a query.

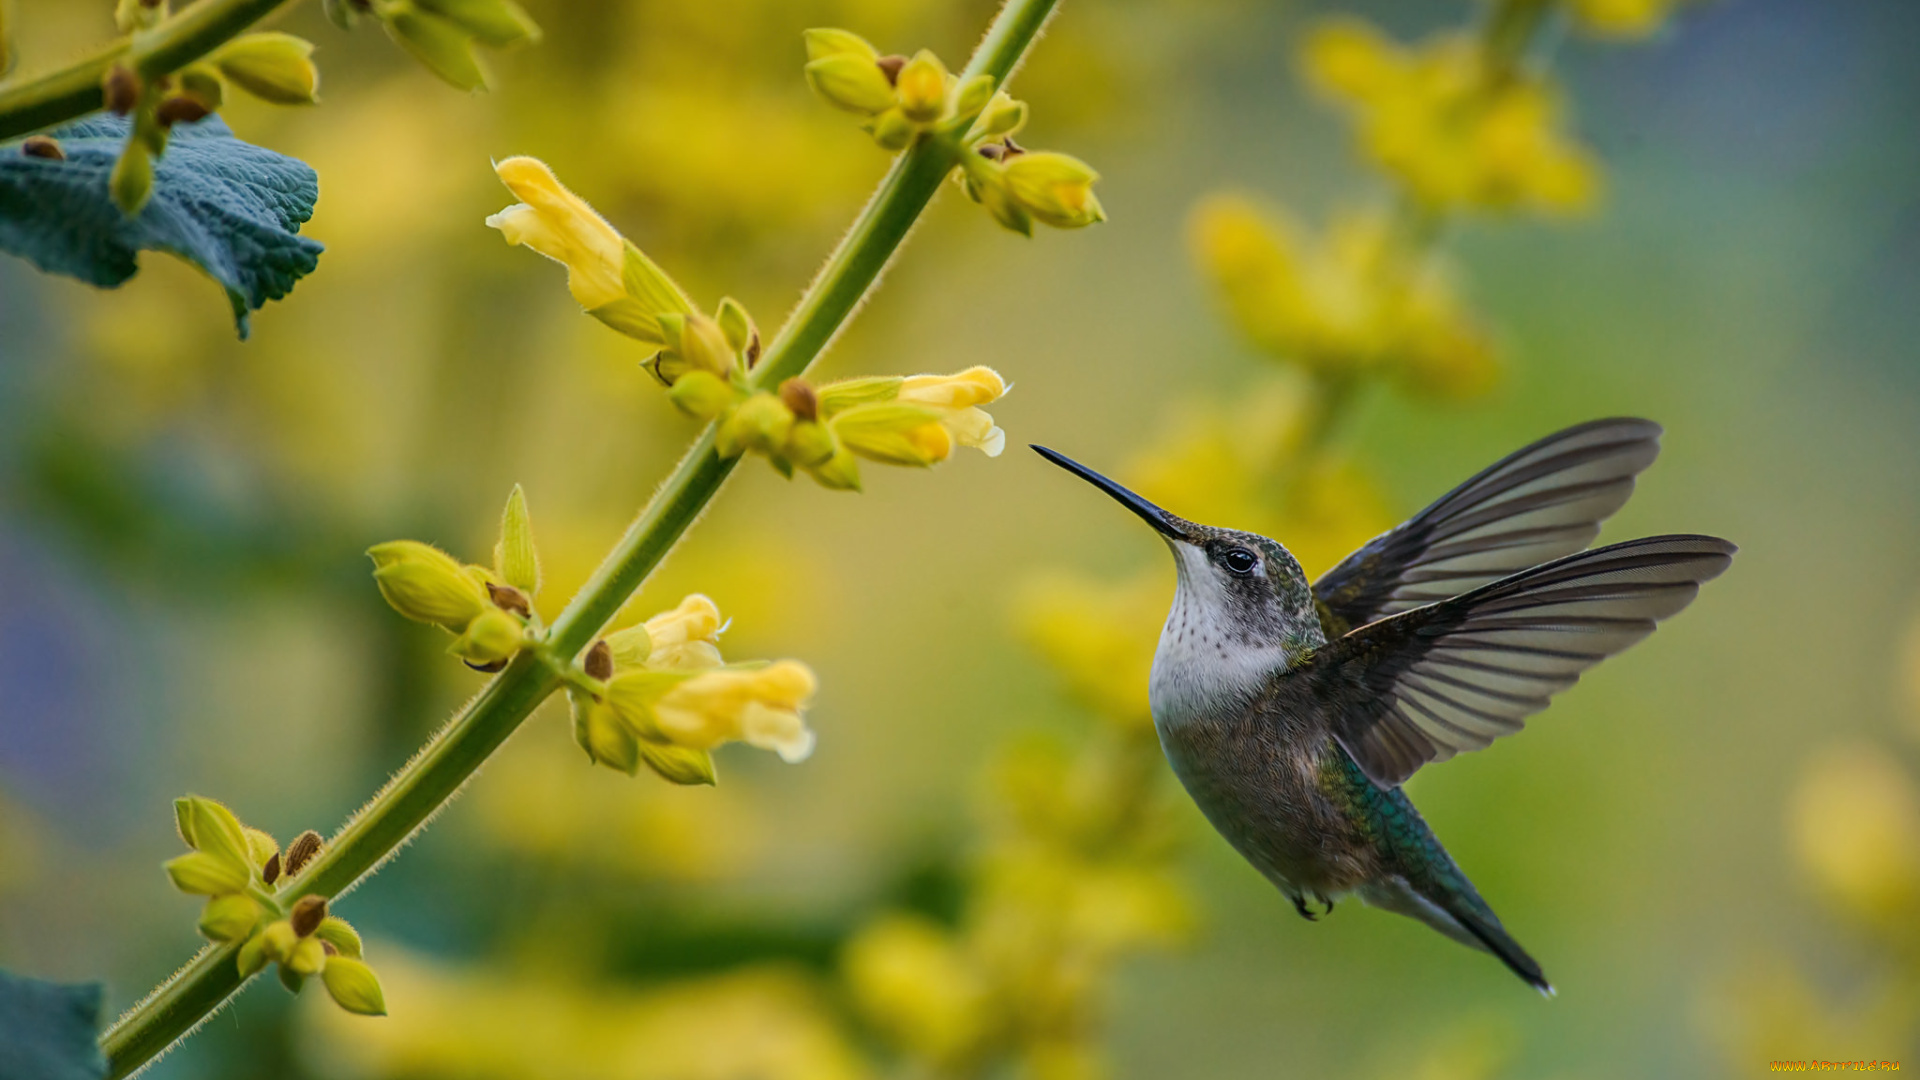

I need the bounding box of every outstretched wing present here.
[1312,418,1665,637]
[1310,535,1735,789]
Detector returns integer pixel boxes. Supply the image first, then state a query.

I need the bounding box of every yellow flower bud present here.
[602,624,652,670]
[803,28,878,63]
[898,366,1007,410]
[177,66,227,111]
[110,139,153,216]
[236,929,272,977]
[448,608,524,665]
[677,311,737,379]
[1791,746,1920,933]
[286,936,327,977]
[320,956,388,1016]
[211,32,320,105]
[895,50,947,123]
[951,74,997,125]
[807,446,862,491]
[832,403,952,466]
[843,915,987,1062]
[384,2,487,92]
[716,393,795,459]
[242,827,278,878]
[805,53,897,115]
[166,851,250,896]
[785,420,837,467]
[581,698,642,774]
[968,164,1031,236]
[315,916,363,958]
[650,661,817,762]
[197,894,263,942]
[637,739,718,786]
[367,540,489,630]
[174,796,253,875]
[815,376,902,416]
[493,484,540,598]
[1005,151,1105,229]
[416,0,539,48]
[644,594,722,648]
[666,369,739,420]
[260,919,298,963]
[972,92,1026,140]
[715,297,759,359]
[1571,0,1682,39]
[869,108,915,151]
[487,156,625,310]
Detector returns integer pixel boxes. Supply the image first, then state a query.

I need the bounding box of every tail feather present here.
[1442,896,1555,997]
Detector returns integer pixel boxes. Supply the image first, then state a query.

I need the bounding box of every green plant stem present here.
[96,0,1060,1074]
[0,0,301,140]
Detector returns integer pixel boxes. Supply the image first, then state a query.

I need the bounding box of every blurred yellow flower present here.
[843,915,989,1064]
[1190,195,1498,399]
[1571,0,1689,39]
[1900,609,1920,740]
[1789,744,1920,937]
[1014,571,1165,730]
[1303,19,1599,215]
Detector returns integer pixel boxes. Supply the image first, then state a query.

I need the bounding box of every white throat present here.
[1147,544,1290,730]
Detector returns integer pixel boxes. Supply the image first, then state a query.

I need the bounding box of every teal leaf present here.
[0,970,107,1080]
[0,115,323,339]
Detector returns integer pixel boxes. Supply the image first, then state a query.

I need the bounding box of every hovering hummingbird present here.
[1033,419,1733,995]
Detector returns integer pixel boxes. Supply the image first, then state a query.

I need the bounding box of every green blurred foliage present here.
[1,0,1918,1077]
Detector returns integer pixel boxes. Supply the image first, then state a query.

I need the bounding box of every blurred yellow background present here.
[2,0,1918,1076]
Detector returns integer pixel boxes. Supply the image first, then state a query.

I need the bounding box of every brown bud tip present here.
[746,332,762,368]
[284,830,323,876]
[1001,136,1027,159]
[465,658,510,673]
[486,582,532,618]
[876,55,906,85]
[583,640,613,682]
[290,895,328,937]
[321,940,338,956]
[156,96,212,128]
[778,379,819,422]
[104,66,140,116]
[21,136,66,161]
[261,851,282,885]
[977,143,1005,162]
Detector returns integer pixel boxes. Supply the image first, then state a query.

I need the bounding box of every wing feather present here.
[1313,419,1664,633]
[1314,534,1735,788]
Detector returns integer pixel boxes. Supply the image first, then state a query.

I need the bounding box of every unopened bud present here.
[973,92,1027,140]
[261,851,282,885]
[416,0,539,48]
[103,65,140,115]
[869,108,914,151]
[290,895,328,937]
[715,393,795,459]
[211,32,320,105]
[283,830,323,876]
[320,956,387,1015]
[666,369,738,420]
[807,445,862,491]
[677,311,735,379]
[315,916,363,958]
[287,936,326,977]
[951,74,996,123]
[485,581,531,618]
[237,929,272,977]
[198,894,263,942]
[805,53,897,115]
[367,540,490,630]
[1004,151,1105,229]
[803,28,877,62]
[21,136,65,160]
[583,640,614,681]
[785,420,836,467]
[449,607,524,665]
[493,484,541,597]
[583,701,640,774]
[895,50,946,122]
[385,3,488,92]
[110,140,153,215]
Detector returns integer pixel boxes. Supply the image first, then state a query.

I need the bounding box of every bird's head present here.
[1032,445,1324,659]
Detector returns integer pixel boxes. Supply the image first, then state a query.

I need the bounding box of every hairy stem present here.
[0,0,301,140]
[96,0,1060,1074]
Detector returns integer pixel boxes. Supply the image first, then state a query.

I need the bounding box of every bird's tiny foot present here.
[1290,894,1319,922]
[1313,892,1335,917]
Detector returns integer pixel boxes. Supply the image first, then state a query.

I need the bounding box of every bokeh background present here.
[3,0,1919,1076]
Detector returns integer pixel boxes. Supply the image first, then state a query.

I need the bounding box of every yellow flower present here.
[1571,0,1687,39]
[641,593,725,671]
[843,915,988,1063]
[1015,571,1165,730]
[1003,151,1106,230]
[486,156,624,309]
[649,661,818,762]
[1302,19,1599,215]
[897,366,1010,456]
[1790,745,1920,936]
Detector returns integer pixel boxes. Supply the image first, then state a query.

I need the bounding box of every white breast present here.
[1147,545,1288,730]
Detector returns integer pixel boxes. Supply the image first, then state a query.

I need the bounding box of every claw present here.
[1314,891,1336,917]
[1290,894,1319,922]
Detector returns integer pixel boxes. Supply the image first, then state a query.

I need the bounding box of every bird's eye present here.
[1223,547,1257,576]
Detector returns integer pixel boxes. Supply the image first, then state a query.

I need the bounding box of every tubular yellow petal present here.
[487,156,625,309]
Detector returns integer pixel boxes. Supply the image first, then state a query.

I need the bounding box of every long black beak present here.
[1031,445,1188,541]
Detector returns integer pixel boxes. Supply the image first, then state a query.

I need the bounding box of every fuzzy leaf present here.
[0,114,322,338]
[0,970,107,1080]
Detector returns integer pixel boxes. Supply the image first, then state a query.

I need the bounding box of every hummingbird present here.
[1033,419,1733,995]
